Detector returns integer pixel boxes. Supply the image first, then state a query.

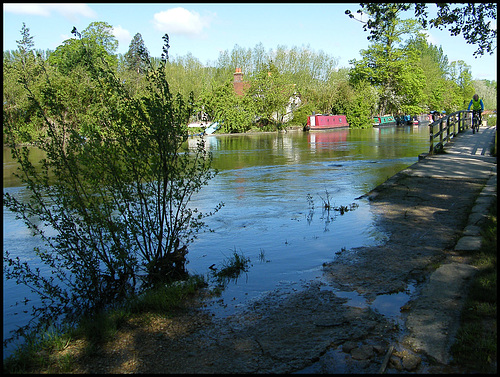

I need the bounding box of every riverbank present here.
[4,125,496,373]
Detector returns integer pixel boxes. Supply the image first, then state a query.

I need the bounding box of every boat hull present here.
[204,122,219,135]
[304,114,349,131]
[373,115,396,127]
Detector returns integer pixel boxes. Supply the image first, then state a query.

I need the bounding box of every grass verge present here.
[451,194,497,373]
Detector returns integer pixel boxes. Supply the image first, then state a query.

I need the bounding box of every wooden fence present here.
[428,110,472,154]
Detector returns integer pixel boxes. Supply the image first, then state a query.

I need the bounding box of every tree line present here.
[4,13,497,141]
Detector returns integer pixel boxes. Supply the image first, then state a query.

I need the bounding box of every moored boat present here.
[187,121,220,135]
[304,114,349,131]
[373,115,396,127]
[204,122,220,135]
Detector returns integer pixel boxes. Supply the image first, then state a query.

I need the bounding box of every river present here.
[3,126,430,358]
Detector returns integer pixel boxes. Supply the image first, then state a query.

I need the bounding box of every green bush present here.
[3,31,221,349]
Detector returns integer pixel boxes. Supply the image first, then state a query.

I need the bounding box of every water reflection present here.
[3,126,430,356]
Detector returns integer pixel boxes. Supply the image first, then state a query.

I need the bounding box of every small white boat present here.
[187,121,220,135]
[187,121,210,128]
[204,122,220,135]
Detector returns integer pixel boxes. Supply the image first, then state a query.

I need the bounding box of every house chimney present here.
[234,67,243,83]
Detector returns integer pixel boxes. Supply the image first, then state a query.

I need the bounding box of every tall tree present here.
[48,22,118,74]
[124,32,150,74]
[348,8,425,115]
[346,3,497,57]
[247,62,296,128]
[408,38,450,112]
[448,60,475,109]
[81,21,119,55]
[3,23,46,143]
[16,22,35,70]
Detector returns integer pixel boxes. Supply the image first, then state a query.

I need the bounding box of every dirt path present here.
[58,126,496,374]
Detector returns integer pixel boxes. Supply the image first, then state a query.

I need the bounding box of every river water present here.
[3,126,430,357]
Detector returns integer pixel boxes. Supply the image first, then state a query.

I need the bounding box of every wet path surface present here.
[321,124,496,372]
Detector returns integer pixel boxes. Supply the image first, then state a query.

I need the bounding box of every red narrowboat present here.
[304,114,349,131]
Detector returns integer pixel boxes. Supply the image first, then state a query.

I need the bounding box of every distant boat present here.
[304,114,349,131]
[187,121,220,135]
[188,121,209,128]
[373,115,396,127]
[204,122,220,135]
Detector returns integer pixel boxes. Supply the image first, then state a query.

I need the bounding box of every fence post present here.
[445,116,449,142]
[429,123,434,154]
[439,119,443,145]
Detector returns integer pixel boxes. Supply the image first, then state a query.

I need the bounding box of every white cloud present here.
[4,3,51,16]
[112,25,132,48]
[153,7,213,37]
[53,4,97,20]
[3,3,96,20]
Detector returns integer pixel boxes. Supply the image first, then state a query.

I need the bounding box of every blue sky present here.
[3,3,497,81]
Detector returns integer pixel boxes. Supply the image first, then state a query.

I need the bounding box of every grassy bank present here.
[3,249,252,374]
[451,194,497,373]
[2,275,208,374]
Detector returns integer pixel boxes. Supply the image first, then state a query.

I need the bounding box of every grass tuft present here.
[211,248,251,286]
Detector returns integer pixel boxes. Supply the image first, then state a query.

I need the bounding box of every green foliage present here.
[127,275,206,314]
[198,80,255,133]
[81,21,119,55]
[473,79,497,110]
[4,16,494,141]
[16,22,35,70]
[346,82,378,128]
[348,13,426,115]
[290,102,316,126]
[3,29,221,348]
[486,115,497,128]
[247,62,297,129]
[345,3,497,57]
[451,197,497,372]
[48,22,118,75]
[346,3,495,115]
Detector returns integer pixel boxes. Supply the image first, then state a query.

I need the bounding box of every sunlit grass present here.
[451,195,497,372]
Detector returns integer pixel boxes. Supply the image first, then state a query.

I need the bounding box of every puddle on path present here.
[320,281,417,327]
[293,280,418,374]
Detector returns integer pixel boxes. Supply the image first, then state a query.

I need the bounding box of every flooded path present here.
[3,126,430,357]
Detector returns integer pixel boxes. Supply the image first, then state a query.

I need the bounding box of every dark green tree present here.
[3,23,46,143]
[124,32,150,74]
